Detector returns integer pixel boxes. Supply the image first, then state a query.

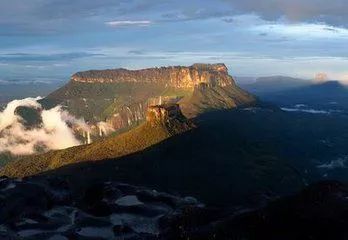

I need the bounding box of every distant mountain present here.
[233,76,256,85]
[43,63,255,130]
[242,75,348,112]
[242,76,312,94]
[259,81,348,109]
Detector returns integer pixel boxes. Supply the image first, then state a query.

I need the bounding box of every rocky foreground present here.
[0,176,348,240]
[0,176,207,240]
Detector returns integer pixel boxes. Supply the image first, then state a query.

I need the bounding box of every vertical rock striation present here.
[71,63,234,89]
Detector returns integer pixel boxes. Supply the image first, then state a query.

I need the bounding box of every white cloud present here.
[0,97,81,155]
[105,20,152,27]
[252,22,348,39]
[0,97,115,155]
[223,0,348,28]
[317,157,348,170]
[281,107,330,114]
[224,14,348,40]
[0,97,42,130]
[0,79,11,84]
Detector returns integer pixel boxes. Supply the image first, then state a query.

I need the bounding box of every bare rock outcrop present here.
[146,104,181,123]
[146,103,194,134]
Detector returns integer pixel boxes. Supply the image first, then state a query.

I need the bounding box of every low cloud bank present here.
[281,107,343,115]
[317,157,348,170]
[0,97,87,155]
[281,107,330,114]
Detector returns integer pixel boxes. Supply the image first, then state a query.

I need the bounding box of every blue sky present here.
[0,0,348,83]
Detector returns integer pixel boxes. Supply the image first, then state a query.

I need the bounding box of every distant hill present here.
[258,81,348,109]
[234,76,256,85]
[242,76,348,111]
[242,76,312,94]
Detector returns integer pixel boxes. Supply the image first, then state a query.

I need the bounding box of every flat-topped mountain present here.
[44,63,255,133]
[71,63,233,88]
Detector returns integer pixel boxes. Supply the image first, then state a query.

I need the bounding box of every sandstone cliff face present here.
[71,63,234,89]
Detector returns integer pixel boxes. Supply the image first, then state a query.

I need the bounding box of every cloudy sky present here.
[0,0,348,83]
